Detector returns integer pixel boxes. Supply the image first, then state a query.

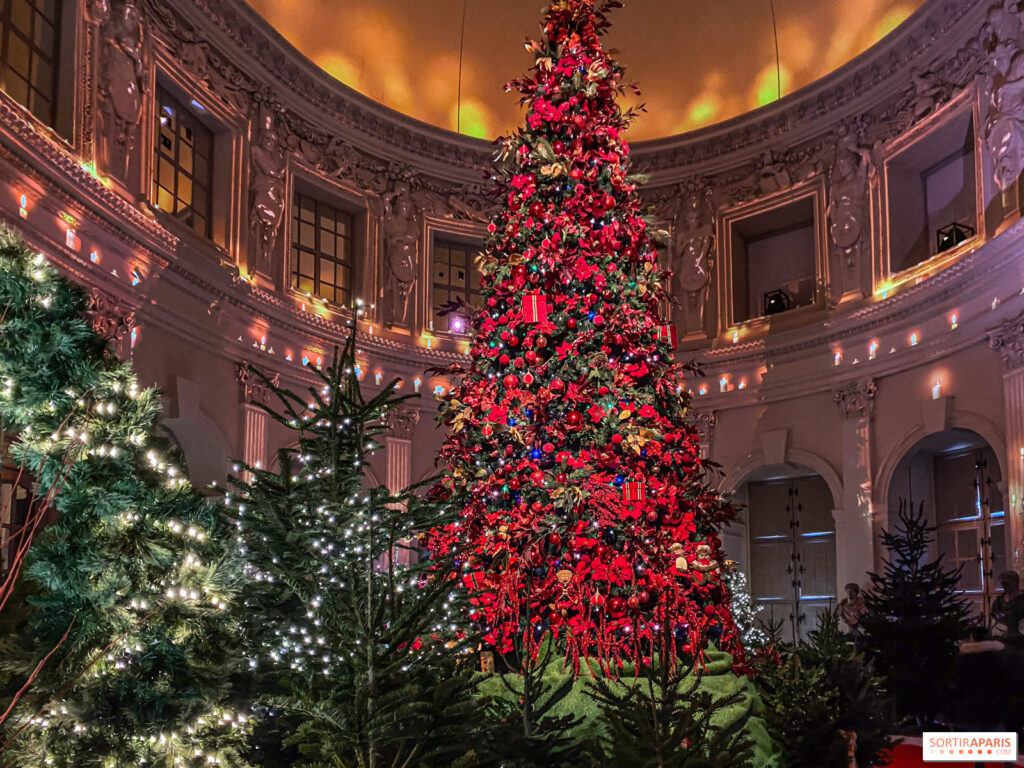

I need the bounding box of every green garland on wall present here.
[0,231,250,767]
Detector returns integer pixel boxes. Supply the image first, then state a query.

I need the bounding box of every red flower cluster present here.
[427,0,744,674]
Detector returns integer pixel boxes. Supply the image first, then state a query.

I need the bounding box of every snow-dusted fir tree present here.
[228,338,479,767]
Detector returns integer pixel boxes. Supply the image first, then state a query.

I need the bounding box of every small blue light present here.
[614,476,624,485]
[588,312,596,320]
[508,419,517,427]
[530,449,542,459]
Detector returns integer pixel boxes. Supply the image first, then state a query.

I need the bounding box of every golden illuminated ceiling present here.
[246,0,925,142]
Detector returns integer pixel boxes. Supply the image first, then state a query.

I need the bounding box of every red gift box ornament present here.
[462,571,489,590]
[522,293,548,324]
[657,323,678,350]
[623,479,646,502]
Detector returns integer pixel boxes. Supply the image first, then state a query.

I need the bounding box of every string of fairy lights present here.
[0,252,245,766]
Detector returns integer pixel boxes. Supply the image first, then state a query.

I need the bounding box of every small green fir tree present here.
[860,500,971,727]
[755,611,895,768]
[228,338,479,768]
[0,234,249,767]
[585,628,756,768]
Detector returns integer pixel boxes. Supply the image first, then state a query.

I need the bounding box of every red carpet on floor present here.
[882,740,1024,767]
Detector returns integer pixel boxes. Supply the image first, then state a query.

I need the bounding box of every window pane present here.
[299,222,315,249]
[152,87,213,238]
[319,259,334,286]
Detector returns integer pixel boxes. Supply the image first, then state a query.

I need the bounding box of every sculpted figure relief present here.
[672,183,715,337]
[379,181,420,327]
[827,125,874,294]
[249,105,288,268]
[982,0,1024,190]
[96,0,147,182]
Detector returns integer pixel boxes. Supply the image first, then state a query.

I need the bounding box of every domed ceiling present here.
[246,0,925,142]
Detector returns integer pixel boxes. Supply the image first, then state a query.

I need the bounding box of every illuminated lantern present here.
[657,324,678,350]
[623,479,646,502]
[522,293,548,323]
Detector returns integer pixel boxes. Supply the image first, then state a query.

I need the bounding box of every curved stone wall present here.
[0,0,1021,625]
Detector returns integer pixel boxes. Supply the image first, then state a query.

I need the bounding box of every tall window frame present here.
[431,235,482,335]
[289,190,355,307]
[0,0,60,127]
[152,86,215,240]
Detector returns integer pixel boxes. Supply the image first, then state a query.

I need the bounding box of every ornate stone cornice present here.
[833,378,877,420]
[235,361,279,407]
[990,314,1024,371]
[386,406,420,440]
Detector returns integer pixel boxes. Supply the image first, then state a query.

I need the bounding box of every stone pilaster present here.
[235,362,279,476]
[990,315,1024,572]
[386,406,419,565]
[832,378,877,586]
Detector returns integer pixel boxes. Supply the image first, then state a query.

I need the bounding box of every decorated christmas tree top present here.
[428,0,743,672]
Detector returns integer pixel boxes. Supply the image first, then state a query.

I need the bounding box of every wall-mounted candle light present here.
[18,194,27,218]
[833,349,842,367]
[932,380,943,400]
[949,312,958,330]
[414,377,422,393]
[868,340,878,360]
[909,332,919,346]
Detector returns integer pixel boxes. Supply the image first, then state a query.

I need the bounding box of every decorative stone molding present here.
[87,289,137,350]
[833,378,877,420]
[235,361,279,406]
[690,410,716,446]
[990,313,1024,370]
[386,406,420,440]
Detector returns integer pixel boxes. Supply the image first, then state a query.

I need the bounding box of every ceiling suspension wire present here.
[457,0,468,133]
[770,0,782,101]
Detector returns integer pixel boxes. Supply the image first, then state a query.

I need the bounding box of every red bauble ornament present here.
[611,433,623,445]
[603,194,616,209]
[567,317,577,330]
[550,379,565,393]
[593,315,605,327]
[566,411,582,427]
[547,533,561,548]
[525,350,538,364]
[530,470,545,485]
[638,590,650,603]
[555,473,567,484]
[536,335,548,349]
[607,596,626,617]
[522,372,535,386]
[645,510,659,523]
[591,593,606,607]
[528,201,544,218]
[626,595,640,609]
[503,374,518,388]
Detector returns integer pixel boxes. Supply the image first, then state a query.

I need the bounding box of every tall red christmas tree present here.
[429,0,743,673]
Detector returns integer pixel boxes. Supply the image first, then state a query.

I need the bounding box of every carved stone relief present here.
[990,313,1024,370]
[96,0,148,182]
[670,180,715,338]
[832,378,877,420]
[249,100,287,269]
[235,361,280,407]
[386,406,420,440]
[980,0,1024,190]
[826,124,874,297]
[87,289,137,358]
[374,178,421,327]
